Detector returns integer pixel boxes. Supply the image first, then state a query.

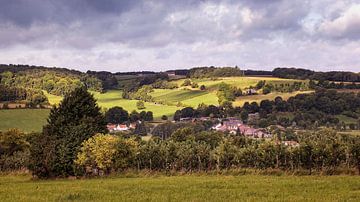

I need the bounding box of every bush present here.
[136,100,146,110]
[181,79,192,86]
[75,134,119,175]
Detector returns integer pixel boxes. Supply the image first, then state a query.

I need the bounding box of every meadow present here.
[0,174,359,201]
[0,109,50,132]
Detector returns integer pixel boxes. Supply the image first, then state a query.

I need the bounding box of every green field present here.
[150,89,219,107]
[336,115,359,124]
[46,90,181,119]
[171,76,306,91]
[0,174,359,201]
[0,109,50,133]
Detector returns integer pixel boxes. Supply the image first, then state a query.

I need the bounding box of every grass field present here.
[338,130,360,136]
[171,76,307,91]
[336,115,359,124]
[0,109,50,132]
[0,174,359,201]
[150,89,219,107]
[46,90,181,119]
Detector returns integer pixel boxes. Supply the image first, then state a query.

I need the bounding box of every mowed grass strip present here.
[0,175,359,201]
[151,89,218,107]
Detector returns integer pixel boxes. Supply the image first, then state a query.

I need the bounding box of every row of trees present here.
[105,106,153,124]
[0,85,48,106]
[171,89,360,129]
[40,129,360,175]
[3,126,359,175]
[273,67,360,82]
[188,67,244,78]
[0,69,103,97]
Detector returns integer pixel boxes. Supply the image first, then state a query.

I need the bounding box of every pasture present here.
[46,90,181,119]
[0,109,50,132]
[171,76,307,91]
[0,174,359,201]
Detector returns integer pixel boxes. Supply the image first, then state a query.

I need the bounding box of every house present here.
[166,71,176,77]
[245,88,257,95]
[180,117,192,122]
[116,124,129,131]
[107,124,117,131]
[211,119,271,139]
[282,141,300,147]
[107,124,130,132]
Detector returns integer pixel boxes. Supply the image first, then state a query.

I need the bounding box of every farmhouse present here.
[107,124,130,132]
[212,119,271,138]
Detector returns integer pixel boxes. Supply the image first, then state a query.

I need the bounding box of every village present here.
[107,114,271,138]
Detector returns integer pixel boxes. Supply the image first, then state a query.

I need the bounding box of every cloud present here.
[0,0,359,72]
[319,4,360,40]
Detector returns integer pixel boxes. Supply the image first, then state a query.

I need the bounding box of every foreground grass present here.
[0,174,359,201]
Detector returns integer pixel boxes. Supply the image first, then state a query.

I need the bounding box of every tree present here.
[240,110,249,123]
[182,79,192,86]
[105,107,129,124]
[262,84,272,94]
[0,129,29,156]
[75,134,119,175]
[136,100,145,110]
[130,110,140,122]
[191,82,199,88]
[161,115,168,120]
[29,87,107,178]
[145,111,154,121]
[134,121,148,136]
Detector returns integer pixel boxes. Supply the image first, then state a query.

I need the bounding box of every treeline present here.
[3,127,360,175]
[312,80,360,89]
[273,67,360,82]
[170,89,360,129]
[188,67,244,78]
[0,67,102,97]
[73,128,360,175]
[105,106,153,124]
[86,71,118,90]
[255,80,309,94]
[0,85,48,107]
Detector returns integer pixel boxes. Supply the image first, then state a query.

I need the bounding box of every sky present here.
[0,0,360,73]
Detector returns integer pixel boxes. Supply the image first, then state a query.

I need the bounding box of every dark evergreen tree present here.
[29,87,107,178]
[134,121,148,136]
[145,111,154,121]
[105,106,129,124]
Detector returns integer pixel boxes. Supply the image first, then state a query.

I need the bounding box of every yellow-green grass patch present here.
[0,174,359,201]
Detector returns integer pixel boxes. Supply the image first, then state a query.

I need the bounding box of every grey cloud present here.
[0,0,359,71]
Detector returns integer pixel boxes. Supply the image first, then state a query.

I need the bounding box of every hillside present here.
[0,72,314,132]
